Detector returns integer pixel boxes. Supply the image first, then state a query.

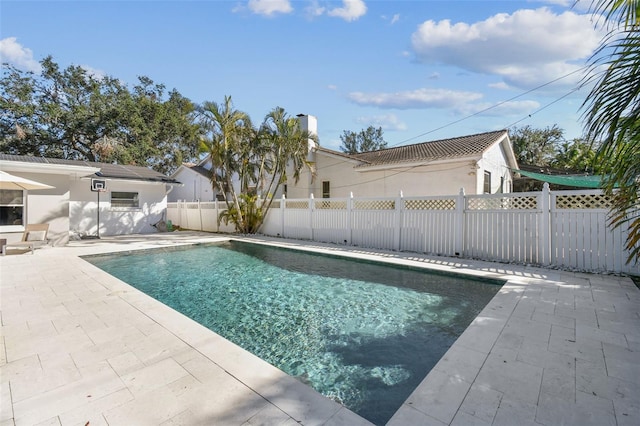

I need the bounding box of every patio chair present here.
[2,223,50,255]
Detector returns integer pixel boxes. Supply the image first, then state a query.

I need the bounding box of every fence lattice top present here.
[467,195,538,210]
[353,200,395,210]
[555,193,614,210]
[315,200,348,210]
[404,198,456,210]
[286,200,309,209]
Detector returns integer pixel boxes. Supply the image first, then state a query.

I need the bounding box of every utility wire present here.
[310,71,589,180]
[503,85,584,129]
[298,72,591,192]
[387,65,589,148]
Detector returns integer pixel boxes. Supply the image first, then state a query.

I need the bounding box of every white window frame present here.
[0,189,25,231]
[110,191,139,209]
[322,181,330,198]
[483,171,492,194]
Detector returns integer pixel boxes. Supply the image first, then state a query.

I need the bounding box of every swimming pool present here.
[85,241,502,425]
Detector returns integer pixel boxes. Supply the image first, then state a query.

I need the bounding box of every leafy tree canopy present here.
[510,124,565,167]
[339,125,387,154]
[0,56,200,174]
[510,124,601,173]
[551,138,600,173]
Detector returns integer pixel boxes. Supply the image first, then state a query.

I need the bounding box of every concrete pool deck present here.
[0,232,638,426]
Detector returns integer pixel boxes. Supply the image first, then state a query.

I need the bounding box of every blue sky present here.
[1,0,605,151]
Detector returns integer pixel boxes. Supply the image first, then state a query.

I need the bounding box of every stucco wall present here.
[0,172,71,246]
[69,179,167,236]
[476,142,513,194]
[169,169,215,202]
[288,153,482,199]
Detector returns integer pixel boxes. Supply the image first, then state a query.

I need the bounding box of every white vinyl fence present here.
[166,201,237,234]
[167,185,639,275]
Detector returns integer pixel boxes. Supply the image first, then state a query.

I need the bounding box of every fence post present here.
[309,193,315,241]
[455,188,465,256]
[197,200,203,232]
[280,194,286,238]
[540,183,551,265]
[347,192,353,245]
[394,191,403,251]
[181,201,188,230]
[214,200,219,232]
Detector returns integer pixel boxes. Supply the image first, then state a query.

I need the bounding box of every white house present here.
[167,115,518,202]
[285,129,519,199]
[0,154,181,246]
[169,161,217,202]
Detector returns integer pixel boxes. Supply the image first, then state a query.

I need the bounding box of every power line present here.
[387,65,589,148]
[503,85,584,129]
[290,66,592,191]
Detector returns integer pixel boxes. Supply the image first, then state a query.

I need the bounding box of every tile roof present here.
[0,154,180,184]
[348,129,508,167]
[185,164,213,179]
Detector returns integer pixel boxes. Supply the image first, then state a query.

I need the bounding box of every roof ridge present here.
[350,129,509,167]
[356,129,507,156]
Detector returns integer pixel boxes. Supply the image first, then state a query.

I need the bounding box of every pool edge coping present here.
[76,235,544,425]
[4,232,636,425]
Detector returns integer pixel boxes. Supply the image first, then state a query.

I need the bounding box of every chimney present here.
[296,114,318,158]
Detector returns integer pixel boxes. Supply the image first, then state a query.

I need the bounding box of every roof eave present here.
[316,148,366,164]
[354,155,481,172]
[0,159,100,177]
[81,175,182,186]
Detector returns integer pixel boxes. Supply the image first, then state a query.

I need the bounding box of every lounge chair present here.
[2,224,50,255]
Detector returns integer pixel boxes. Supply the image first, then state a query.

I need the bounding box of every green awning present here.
[514,169,611,189]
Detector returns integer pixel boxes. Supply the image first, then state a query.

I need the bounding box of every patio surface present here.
[0,232,638,426]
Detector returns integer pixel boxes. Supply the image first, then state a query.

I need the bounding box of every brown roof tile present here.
[350,129,508,167]
[185,164,213,179]
[0,154,179,184]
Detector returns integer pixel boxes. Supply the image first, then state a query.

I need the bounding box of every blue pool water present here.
[85,241,501,425]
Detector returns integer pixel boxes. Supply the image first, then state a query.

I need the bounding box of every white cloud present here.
[80,64,107,80]
[383,13,400,25]
[247,0,292,16]
[410,7,604,88]
[356,113,407,131]
[488,81,510,90]
[327,84,338,90]
[328,0,367,22]
[347,87,483,109]
[305,0,325,18]
[0,37,41,72]
[534,0,591,11]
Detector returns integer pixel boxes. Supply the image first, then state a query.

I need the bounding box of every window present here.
[111,191,139,208]
[483,171,491,194]
[0,190,24,226]
[322,181,330,198]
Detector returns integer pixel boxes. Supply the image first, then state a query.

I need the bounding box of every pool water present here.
[85,241,501,425]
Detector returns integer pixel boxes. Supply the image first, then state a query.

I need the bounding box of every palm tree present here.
[198,100,317,234]
[582,0,640,263]
[258,107,318,214]
[199,95,254,232]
